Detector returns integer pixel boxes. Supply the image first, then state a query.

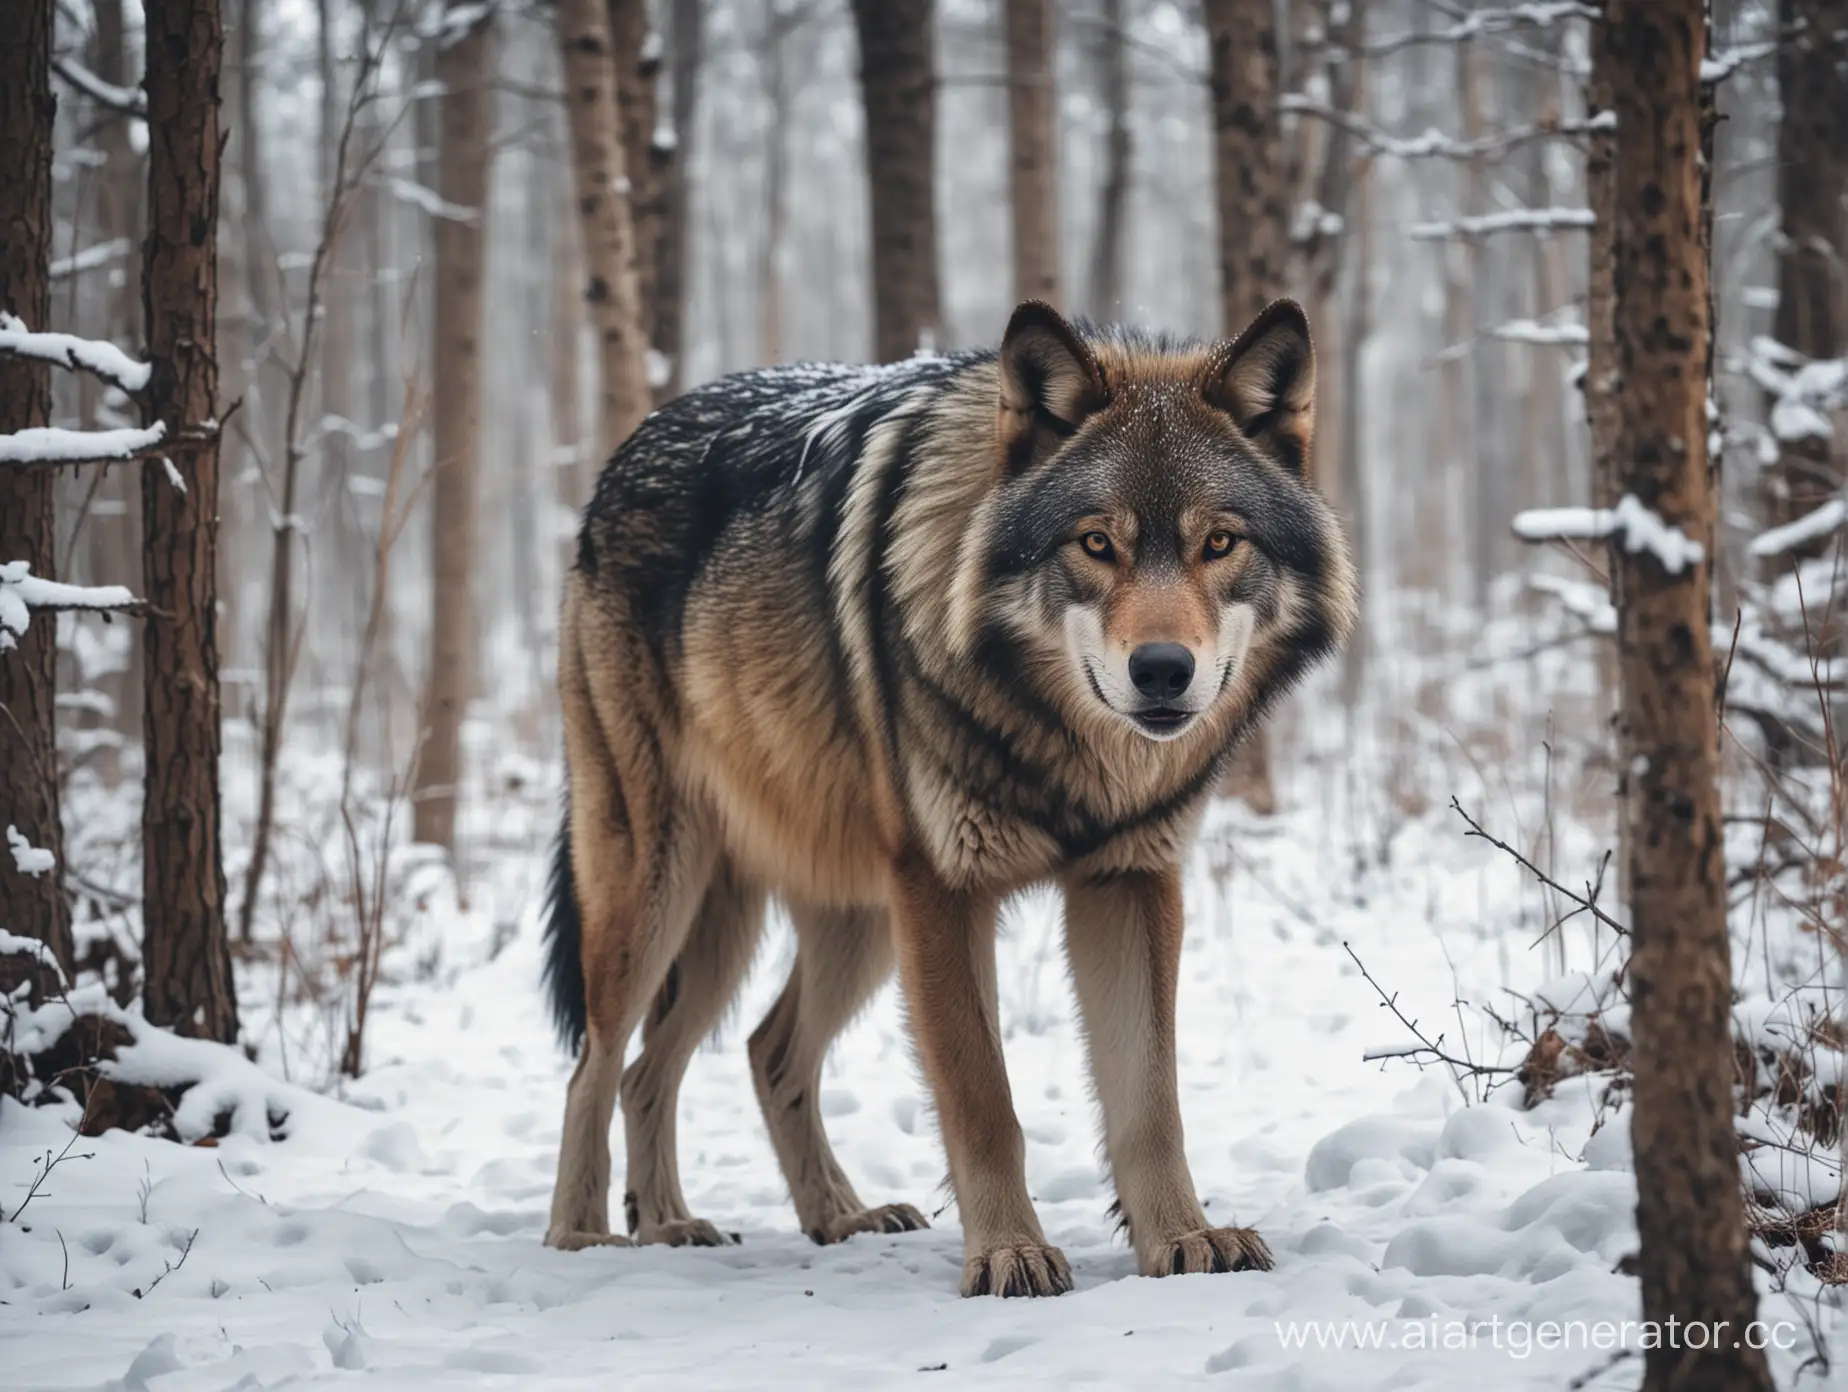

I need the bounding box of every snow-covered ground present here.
[3,768,1843,1389]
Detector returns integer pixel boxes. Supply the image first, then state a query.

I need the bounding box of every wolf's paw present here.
[1147,1226,1273,1277]
[960,1241,1073,1298]
[634,1217,739,1247]
[545,1227,633,1252]
[811,1203,930,1245]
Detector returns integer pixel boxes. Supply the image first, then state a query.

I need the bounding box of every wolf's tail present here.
[540,806,587,1054]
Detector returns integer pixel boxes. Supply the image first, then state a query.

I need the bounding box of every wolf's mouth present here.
[1131,707,1194,735]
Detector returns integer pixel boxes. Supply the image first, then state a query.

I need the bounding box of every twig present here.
[1344,942,1517,1094]
[131,1228,197,1298]
[3,1101,95,1224]
[1451,797,1629,937]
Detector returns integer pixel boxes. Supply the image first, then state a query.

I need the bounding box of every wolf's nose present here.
[1128,643,1195,700]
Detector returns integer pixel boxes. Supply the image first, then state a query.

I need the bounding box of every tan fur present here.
[544,299,1356,1295]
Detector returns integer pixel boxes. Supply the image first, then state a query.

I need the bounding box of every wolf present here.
[540,298,1358,1297]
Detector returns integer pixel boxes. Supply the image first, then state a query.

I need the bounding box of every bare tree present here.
[0,0,73,983]
[1086,0,1131,319]
[140,0,238,1042]
[1204,0,1287,814]
[412,2,496,860]
[655,0,702,398]
[556,0,653,460]
[1605,3,1773,1387]
[1005,0,1062,306]
[850,0,942,361]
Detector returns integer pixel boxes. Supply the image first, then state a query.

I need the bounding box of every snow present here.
[0,421,165,466]
[0,311,152,394]
[49,238,132,282]
[1410,208,1594,241]
[386,178,479,224]
[3,782,1839,1389]
[6,826,55,878]
[1488,318,1589,347]
[0,561,140,640]
[1512,495,1706,574]
[1751,499,1846,559]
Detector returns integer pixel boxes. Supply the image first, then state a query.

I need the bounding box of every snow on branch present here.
[1751,499,1847,560]
[1280,96,1608,162]
[1512,495,1706,574]
[0,422,166,467]
[0,312,151,396]
[385,177,480,223]
[1325,2,1596,61]
[1743,336,1848,445]
[0,562,143,650]
[5,828,56,879]
[1526,573,1616,634]
[1410,208,1594,241]
[1488,318,1589,347]
[1701,40,1778,85]
[49,238,132,281]
[51,56,146,119]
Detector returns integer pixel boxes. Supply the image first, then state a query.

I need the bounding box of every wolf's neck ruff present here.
[544,299,1357,1294]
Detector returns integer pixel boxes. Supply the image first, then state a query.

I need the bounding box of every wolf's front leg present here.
[1061,865,1273,1278]
[890,852,1071,1297]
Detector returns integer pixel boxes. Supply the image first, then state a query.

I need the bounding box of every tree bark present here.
[0,0,73,984]
[557,0,653,461]
[850,0,942,362]
[1204,0,1287,814]
[140,0,238,1043]
[412,4,494,860]
[1085,0,1130,320]
[655,0,702,399]
[609,0,665,358]
[1605,4,1773,1388]
[1004,0,1061,306]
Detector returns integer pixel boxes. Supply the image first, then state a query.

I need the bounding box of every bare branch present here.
[1282,95,1608,162]
[1410,207,1595,240]
[51,56,145,119]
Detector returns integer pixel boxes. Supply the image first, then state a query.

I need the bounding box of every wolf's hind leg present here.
[621,858,764,1246]
[749,905,929,1245]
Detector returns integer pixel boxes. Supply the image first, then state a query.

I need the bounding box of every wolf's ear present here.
[997,300,1107,472]
[1204,299,1317,476]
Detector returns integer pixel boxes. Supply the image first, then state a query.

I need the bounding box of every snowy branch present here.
[0,422,167,467]
[1701,40,1778,85]
[0,312,151,396]
[51,56,146,119]
[1488,318,1589,347]
[1512,495,1706,573]
[1319,2,1596,61]
[385,177,480,224]
[1751,500,1846,560]
[1410,208,1594,241]
[49,238,132,282]
[0,562,143,648]
[5,828,56,878]
[1282,97,1607,163]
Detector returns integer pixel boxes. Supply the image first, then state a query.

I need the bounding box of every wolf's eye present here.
[1079,531,1115,561]
[1203,530,1239,560]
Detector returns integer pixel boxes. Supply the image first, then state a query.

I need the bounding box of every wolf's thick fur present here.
[542,300,1357,1295]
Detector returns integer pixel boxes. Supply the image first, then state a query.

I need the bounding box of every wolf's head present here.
[967,299,1358,746]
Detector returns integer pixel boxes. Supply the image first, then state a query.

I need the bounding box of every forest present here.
[0,0,1844,1387]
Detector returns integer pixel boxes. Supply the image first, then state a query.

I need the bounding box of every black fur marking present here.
[541,804,587,1055]
[861,412,931,801]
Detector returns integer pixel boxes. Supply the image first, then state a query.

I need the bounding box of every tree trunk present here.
[557,0,653,461]
[1605,4,1773,1388]
[1004,0,1061,306]
[0,0,73,985]
[551,166,587,513]
[656,0,702,399]
[412,4,494,861]
[141,0,238,1043]
[1204,0,1287,814]
[318,0,362,636]
[850,0,942,362]
[87,0,145,780]
[609,0,664,358]
[1085,0,1130,319]
[1762,0,1847,546]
